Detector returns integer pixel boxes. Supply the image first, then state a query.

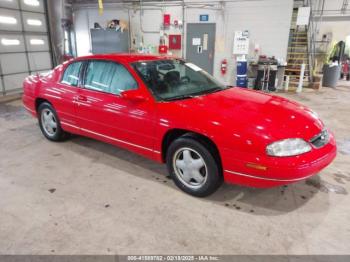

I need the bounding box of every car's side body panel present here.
[46,81,79,127]
[74,87,159,159]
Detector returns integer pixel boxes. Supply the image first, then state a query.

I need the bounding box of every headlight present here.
[266,138,311,157]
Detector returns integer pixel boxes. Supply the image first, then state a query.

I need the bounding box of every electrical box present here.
[90,29,129,54]
[169,35,181,50]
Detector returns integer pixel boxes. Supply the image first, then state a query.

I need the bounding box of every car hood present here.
[160,87,324,147]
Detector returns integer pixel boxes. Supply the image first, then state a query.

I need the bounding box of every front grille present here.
[310,129,329,148]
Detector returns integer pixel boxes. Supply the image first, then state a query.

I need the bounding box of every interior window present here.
[61,61,83,86]
[84,60,138,95]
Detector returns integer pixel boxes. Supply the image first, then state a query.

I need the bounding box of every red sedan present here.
[22,54,337,197]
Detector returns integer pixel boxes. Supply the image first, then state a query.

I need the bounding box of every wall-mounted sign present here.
[199,14,209,22]
[203,34,208,51]
[233,30,249,55]
[296,7,310,26]
[192,38,201,46]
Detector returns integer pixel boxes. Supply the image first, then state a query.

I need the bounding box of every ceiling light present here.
[0,16,17,24]
[27,19,42,26]
[30,39,44,45]
[24,0,40,6]
[1,38,20,46]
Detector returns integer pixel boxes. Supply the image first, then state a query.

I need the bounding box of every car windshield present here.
[131,59,229,101]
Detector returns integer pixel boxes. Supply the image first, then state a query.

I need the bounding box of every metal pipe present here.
[128,8,132,52]
[47,0,71,64]
[72,3,222,10]
[72,1,234,10]
[182,0,185,59]
[297,63,305,93]
[44,0,56,66]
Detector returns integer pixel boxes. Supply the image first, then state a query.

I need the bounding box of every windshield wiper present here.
[162,94,196,101]
[161,86,231,101]
[206,87,224,93]
[190,86,224,96]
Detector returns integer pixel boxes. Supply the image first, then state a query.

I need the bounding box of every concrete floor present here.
[0,82,350,255]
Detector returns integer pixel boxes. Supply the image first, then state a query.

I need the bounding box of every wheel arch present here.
[35,97,51,112]
[161,128,222,172]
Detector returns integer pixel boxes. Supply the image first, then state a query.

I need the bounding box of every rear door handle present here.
[77,95,87,102]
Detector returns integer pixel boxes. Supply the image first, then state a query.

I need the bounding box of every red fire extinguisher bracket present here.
[158,45,168,54]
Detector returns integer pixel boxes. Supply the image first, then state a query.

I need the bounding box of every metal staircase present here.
[285,8,310,89]
[306,0,327,88]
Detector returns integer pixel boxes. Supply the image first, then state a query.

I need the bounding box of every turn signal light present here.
[245,163,268,171]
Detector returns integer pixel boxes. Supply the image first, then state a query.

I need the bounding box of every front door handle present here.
[77,95,87,102]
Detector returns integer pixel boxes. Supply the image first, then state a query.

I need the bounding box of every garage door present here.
[0,0,52,96]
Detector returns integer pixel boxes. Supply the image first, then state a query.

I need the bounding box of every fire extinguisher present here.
[221,59,227,75]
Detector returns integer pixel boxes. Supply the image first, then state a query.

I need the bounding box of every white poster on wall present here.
[192,38,201,45]
[233,30,249,55]
[296,7,311,26]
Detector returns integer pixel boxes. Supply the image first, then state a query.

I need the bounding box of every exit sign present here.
[199,14,209,21]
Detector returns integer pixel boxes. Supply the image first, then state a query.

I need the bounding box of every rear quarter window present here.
[61,61,83,87]
[84,60,138,95]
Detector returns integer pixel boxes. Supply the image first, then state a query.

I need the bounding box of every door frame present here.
[185,23,216,75]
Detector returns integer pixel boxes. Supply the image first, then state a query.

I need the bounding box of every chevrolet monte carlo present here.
[22,54,337,197]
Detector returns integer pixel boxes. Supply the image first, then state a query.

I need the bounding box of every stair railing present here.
[306,0,325,83]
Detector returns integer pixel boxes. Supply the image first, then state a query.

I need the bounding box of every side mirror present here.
[121,89,148,102]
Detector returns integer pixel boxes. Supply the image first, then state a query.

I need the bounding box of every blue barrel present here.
[236,75,248,87]
[237,61,248,75]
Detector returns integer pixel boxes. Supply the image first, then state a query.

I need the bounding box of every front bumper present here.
[222,132,337,188]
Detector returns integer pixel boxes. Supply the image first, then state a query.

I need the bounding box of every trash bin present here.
[322,64,340,88]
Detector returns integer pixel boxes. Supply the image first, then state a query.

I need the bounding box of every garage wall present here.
[317,21,350,43]
[0,0,52,96]
[73,0,293,85]
[74,7,130,57]
[313,0,350,43]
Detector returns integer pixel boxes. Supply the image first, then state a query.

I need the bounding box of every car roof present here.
[73,53,178,63]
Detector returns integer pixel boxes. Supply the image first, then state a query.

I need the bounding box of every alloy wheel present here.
[41,108,57,137]
[172,147,208,189]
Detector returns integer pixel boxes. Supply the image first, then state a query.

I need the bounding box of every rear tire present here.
[166,137,223,197]
[38,102,69,141]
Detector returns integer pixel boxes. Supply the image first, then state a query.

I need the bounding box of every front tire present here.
[38,102,69,141]
[166,137,223,197]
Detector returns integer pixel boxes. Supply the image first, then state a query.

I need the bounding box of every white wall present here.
[74,8,129,57]
[317,21,350,43]
[311,0,350,53]
[73,0,293,84]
